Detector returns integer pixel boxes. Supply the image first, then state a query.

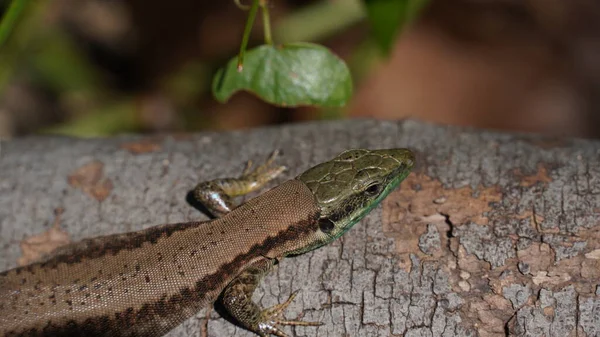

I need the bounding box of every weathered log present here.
[1,119,598,337]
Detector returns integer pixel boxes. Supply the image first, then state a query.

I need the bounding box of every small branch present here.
[234,0,251,11]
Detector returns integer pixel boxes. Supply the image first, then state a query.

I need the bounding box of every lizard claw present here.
[242,158,254,175]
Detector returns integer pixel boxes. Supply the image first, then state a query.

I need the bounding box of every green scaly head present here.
[292,148,414,255]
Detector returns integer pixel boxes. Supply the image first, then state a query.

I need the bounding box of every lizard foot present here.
[241,149,286,181]
[256,290,323,337]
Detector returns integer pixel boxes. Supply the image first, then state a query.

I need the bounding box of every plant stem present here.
[261,0,272,45]
[0,0,31,49]
[234,0,251,10]
[237,0,260,71]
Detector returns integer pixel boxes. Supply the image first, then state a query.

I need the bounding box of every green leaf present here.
[364,0,429,54]
[212,42,352,108]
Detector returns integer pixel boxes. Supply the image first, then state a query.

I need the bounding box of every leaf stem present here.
[0,0,31,49]
[260,0,272,45]
[237,0,260,71]
[234,0,251,10]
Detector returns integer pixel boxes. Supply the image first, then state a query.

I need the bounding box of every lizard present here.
[0,148,415,337]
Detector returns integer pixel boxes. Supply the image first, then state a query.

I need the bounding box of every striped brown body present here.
[0,180,319,336]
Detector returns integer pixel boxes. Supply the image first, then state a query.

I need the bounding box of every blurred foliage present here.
[43,100,138,137]
[0,0,429,137]
[275,0,365,43]
[30,30,101,94]
[364,0,429,54]
[0,0,30,49]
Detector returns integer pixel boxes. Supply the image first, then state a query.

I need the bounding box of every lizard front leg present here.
[193,150,286,217]
[221,258,323,337]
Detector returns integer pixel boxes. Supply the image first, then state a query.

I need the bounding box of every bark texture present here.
[1,119,599,337]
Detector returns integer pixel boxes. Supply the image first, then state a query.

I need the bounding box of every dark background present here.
[2,0,600,138]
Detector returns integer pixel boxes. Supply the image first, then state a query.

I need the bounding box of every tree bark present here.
[1,119,598,337]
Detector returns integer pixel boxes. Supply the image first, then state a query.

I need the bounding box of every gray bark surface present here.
[0,119,599,337]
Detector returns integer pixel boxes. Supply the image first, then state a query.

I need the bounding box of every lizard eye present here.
[319,218,335,233]
[365,183,381,196]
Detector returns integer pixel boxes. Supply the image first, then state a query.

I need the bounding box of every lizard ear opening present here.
[318,218,335,233]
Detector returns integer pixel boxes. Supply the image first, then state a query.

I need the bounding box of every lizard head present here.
[296,148,414,248]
